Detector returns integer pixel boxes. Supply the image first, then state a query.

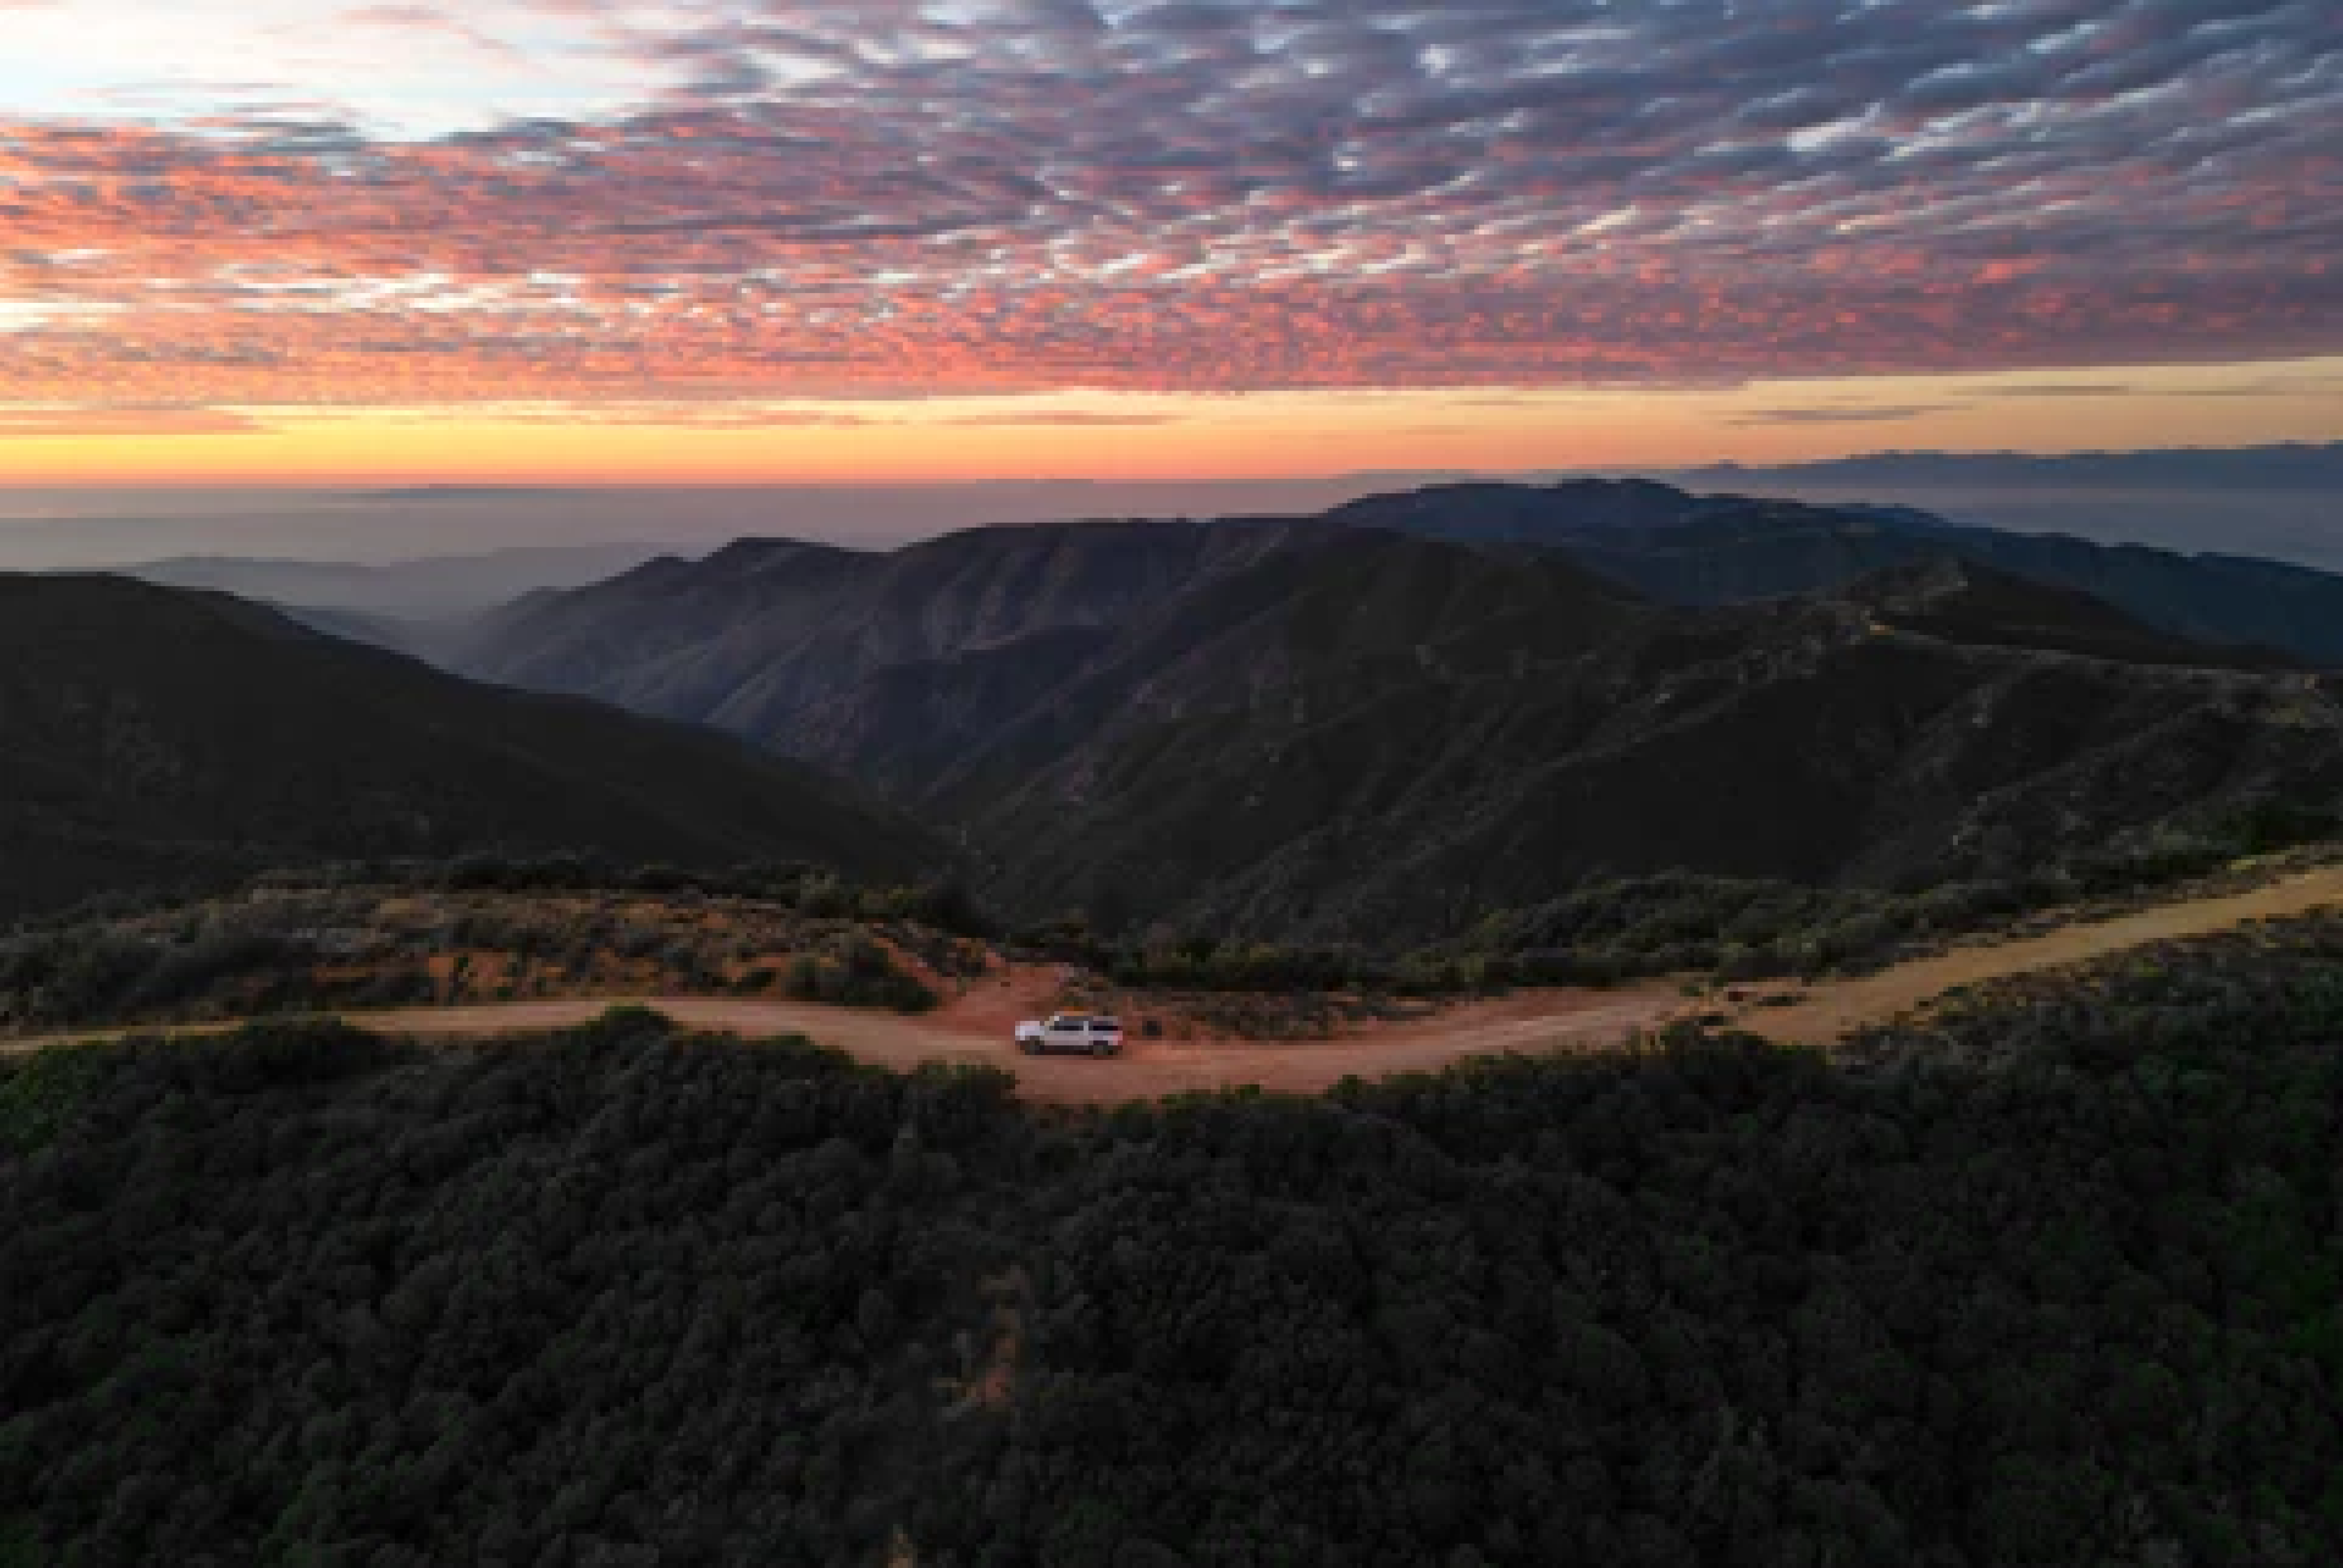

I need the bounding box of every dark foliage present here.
[1050,836,2340,997]
[7,915,2343,1564]
[1335,479,2343,667]
[956,546,2343,943]
[0,863,986,1031]
[778,932,942,1013]
[454,509,2343,946]
[0,575,942,922]
[367,856,995,935]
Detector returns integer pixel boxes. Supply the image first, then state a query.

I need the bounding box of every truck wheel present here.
[1093,1041,1114,1058]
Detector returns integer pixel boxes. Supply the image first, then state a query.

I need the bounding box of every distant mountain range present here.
[1658,444,2343,571]
[0,576,938,920]
[1677,441,2343,492]
[1325,481,2343,665]
[453,486,2343,938]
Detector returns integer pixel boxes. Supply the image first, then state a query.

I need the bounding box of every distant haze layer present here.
[4,446,2338,576]
[0,481,1402,570]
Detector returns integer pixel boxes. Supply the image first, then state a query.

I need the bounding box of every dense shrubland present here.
[1061,830,2343,997]
[0,869,972,1032]
[5,914,2341,1564]
[12,828,2335,1043]
[36,855,995,936]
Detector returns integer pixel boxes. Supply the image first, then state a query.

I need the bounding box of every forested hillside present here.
[0,576,941,919]
[446,498,2343,945]
[6,915,2340,1564]
[951,536,2343,939]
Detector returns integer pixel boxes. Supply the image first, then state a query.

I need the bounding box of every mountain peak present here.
[701,537,859,572]
[1328,478,1706,539]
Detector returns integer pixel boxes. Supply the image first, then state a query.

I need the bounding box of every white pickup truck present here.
[1015,1012,1124,1057]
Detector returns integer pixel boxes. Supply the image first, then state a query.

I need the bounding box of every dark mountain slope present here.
[930,531,1646,813]
[948,539,2343,938]
[1336,480,2343,666]
[440,497,2343,942]
[0,576,940,919]
[1930,534,2343,668]
[452,485,2343,804]
[792,625,1119,799]
[1847,557,2300,670]
[454,520,1313,763]
[1328,478,1709,539]
[458,539,874,718]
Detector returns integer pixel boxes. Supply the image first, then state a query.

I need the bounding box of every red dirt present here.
[5,962,1682,1106]
[19,863,2342,1102]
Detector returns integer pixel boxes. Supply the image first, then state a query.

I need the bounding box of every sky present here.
[0,0,2339,483]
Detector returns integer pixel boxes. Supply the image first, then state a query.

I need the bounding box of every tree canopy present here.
[4,917,2341,1564]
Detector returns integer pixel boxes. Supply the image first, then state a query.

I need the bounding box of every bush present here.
[781,935,939,1013]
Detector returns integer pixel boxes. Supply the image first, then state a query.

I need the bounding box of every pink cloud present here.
[0,0,2334,407]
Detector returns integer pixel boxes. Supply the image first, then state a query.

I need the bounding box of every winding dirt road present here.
[10,864,2342,1103]
[2,985,1683,1105]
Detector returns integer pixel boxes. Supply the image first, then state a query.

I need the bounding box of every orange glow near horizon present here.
[2,1,2334,488]
[1,361,2338,487]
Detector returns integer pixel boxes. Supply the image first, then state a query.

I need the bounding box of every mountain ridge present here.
[448,504,2343,940]
[949,547,2343,938]
[0,574,943,920]
[1678,440,2343,492]
[1322,479,2343,665]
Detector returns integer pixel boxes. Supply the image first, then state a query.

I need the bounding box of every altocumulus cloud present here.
[0,0,2335,406]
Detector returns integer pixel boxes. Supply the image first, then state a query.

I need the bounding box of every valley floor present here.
[14,861,2343,1099]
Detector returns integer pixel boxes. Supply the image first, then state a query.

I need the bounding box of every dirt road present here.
[11,864,2341,1102]
[0,983,1685,1105]
[1732,863,2343,1047]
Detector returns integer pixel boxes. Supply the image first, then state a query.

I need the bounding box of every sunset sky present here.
[2,0,2338,483]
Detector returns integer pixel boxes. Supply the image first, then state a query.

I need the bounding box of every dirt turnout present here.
[13,864,2343,1102]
